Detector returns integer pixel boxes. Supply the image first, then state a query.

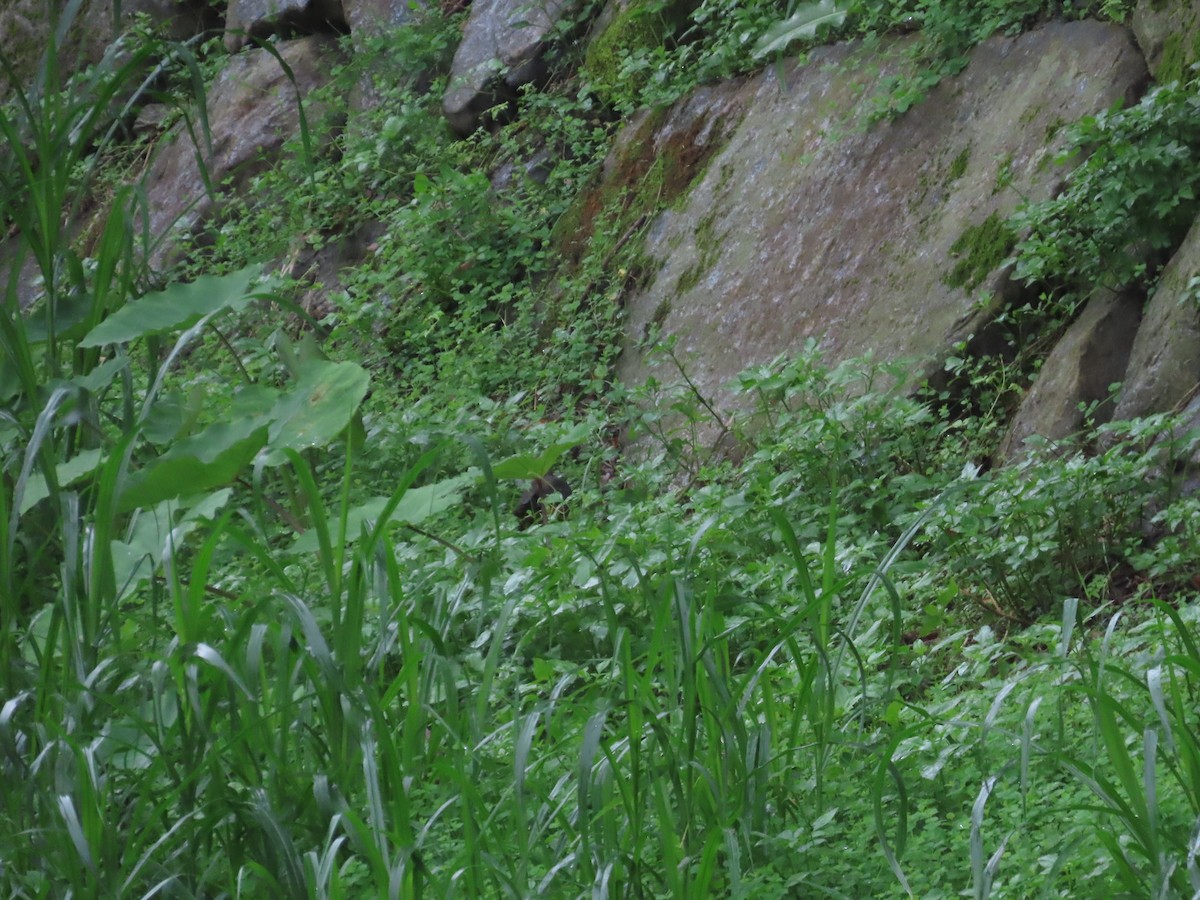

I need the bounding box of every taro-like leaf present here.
[72,356,129,393]
[141,387,205,445]
[271,331,366,451]
[490,422,590,481]
[80,263,266,347]
[231,382,280,420]
[260,360,369,466]
[290,472,473,552]
[112,489,233,600]
[19,448,105,515]
[752,0,847,59]
[118,420,267,512]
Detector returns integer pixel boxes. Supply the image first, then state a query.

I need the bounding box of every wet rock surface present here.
[443,0,585,135]
[998,289,1143,462]
[1132,0,1200,81]
[9,0,1200,473]
[224,0,347,51]
[1114,217,1200,423]
[616,21,1147,422]
[141,35,345,269]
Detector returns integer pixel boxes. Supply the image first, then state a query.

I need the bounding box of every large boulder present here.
[225,0,347,52]
[78,0,218,48]
[0,0,51,98]
[343,0,425,45]
[997,289,1143,461]
[1113,215,1200,422]
[141,35,345,269]
[1132,0,1200,81]
[0,0,216,99]
[557,78,756,267]
[443,0,585,135]
[615,21,1148,423]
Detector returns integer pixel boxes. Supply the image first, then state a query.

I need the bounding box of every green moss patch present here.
[947,145,970,182]
[943,212,1016,291]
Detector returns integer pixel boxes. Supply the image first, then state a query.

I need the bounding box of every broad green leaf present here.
[71,356,129,393]
[118,420,267,512]
[491,422,590,480]
[260,360,369,465]
[112,489,233,600]
[79,263,265,347]
[272,331,366,451]
[272,329,329,379]
[752,0,847,59]
[231,382,280,419]
[19,447,105,515]
[141,387,205,445]
[291,473,473,552]
[143,402,187,449]
[22,289,96,344]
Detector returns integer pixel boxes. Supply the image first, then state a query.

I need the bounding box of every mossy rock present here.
[944,212,1016,292]
[1155,27,1200,83]
[581,0,696,106]
[0,0,56,98]
[1132,0,1200,82]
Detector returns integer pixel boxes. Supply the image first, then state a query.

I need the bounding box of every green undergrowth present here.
[4,1,1200,897]
[576,0,1134,120]
[932,69,1200,437]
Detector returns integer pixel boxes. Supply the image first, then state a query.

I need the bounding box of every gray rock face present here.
[0,0,215,99]
[225,0,347,52]
[443,0,581,135]
[341,0,430,113]
[142,35,344,269]
[82,0,218,46]
[560,78,755,267]
[997,289,1143,462]
[1114,218,1200,422]
[615,21,1147,421]
[343,0,425,45]
[0,0,46,98]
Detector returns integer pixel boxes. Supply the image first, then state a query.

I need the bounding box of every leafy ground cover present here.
[2,1,1199,897]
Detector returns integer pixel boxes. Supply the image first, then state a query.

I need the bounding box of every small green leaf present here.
[752,0,847,60]
[491,422,590,480]
[290,473,473,552]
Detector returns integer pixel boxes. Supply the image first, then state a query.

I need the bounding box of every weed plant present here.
[1014,75,1200,294]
